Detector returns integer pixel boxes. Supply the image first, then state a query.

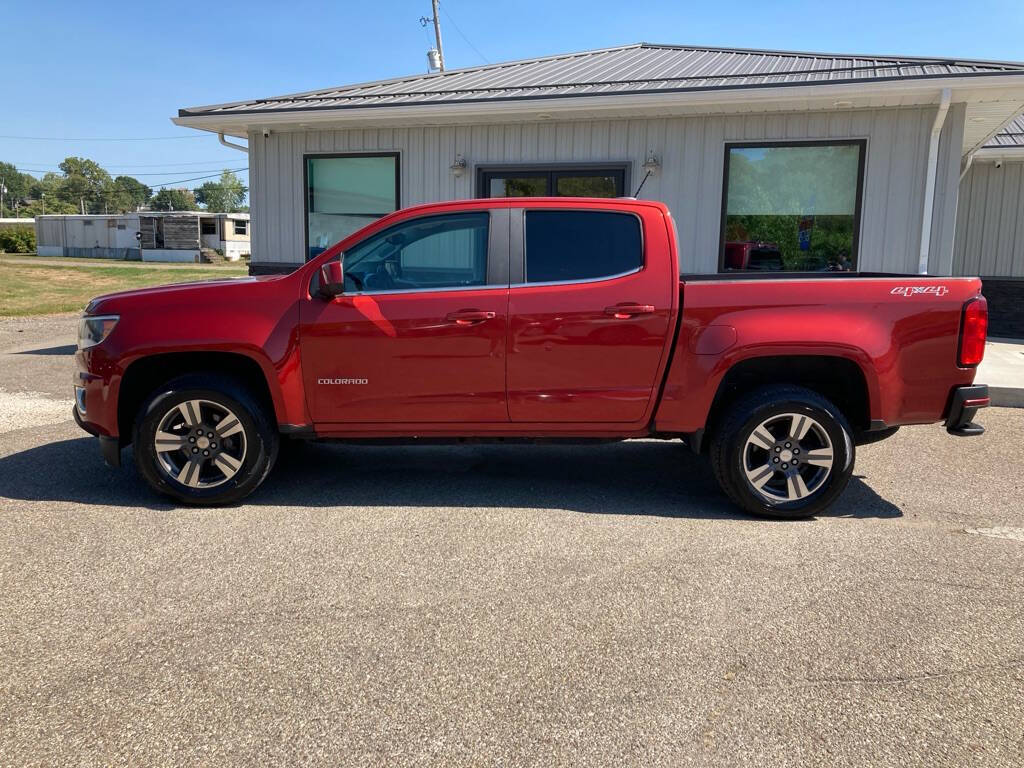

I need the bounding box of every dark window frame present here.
[200,219,217,235]
[718,139,867,273]
[233,220,248,235]
[317,209,510,296]
[303,151,401,262]
[515,207,646,286]
[476,163,630,199]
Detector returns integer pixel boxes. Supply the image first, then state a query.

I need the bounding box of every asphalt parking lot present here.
[1,314,1022,767]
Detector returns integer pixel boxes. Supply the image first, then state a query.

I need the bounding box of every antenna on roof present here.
[632,151,661,197]
[420,1,446,72]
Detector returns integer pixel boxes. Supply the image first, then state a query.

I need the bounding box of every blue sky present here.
[4,0,1022,197]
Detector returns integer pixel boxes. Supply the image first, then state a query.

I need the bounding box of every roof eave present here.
[173,73,1024,136]
[974,145,1024,160]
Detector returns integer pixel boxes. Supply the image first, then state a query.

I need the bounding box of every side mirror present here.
[317,260,345,299]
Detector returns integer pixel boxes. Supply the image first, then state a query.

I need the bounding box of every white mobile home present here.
[35,212,250,263]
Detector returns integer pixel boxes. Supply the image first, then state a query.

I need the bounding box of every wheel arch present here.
[117,350,281,445]
[700,354,874,452]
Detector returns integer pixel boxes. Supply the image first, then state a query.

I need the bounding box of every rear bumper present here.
[73,406,122,467]
[945,384,989,437]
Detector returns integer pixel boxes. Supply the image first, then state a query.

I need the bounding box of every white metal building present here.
[35,212,250,262]
[954,114,1024,335]
[173,43,1024,327]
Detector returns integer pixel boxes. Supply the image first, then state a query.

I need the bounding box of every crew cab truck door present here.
[299,209,510,424]
[507,205,675,424]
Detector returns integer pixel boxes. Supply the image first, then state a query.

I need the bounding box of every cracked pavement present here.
[1,314,1022,767]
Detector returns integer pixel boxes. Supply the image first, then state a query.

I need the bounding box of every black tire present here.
[709,385,855,519]
[133,373,279,506]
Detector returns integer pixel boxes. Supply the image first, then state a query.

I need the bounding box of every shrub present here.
[0,227,36,254]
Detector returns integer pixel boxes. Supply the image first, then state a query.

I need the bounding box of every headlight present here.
[78,315,119,350]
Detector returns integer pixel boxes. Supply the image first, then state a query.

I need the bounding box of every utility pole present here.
[1,177,5,218]
[420,1,446,72]
[431,0,445,71]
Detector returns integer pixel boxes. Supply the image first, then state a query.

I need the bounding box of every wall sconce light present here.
[450,154,467,177]
[642,151,661,176]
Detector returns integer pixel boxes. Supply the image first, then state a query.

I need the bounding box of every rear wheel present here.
[710,386,854,519]
[133,374,279,506]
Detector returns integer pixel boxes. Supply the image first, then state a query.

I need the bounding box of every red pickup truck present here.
[73,198,989,518]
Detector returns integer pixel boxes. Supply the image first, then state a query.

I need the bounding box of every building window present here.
[720,140,865,272]
[82,220,93,226]
[478,165,627,199]
[233,220,247,236]
[524,210,642,283]
[305,152,399,259]
[200,219,217,235]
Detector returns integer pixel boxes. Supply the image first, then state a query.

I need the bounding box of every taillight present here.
[958,297,988,367]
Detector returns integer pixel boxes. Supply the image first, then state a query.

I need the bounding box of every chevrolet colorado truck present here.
[73,198,990,518]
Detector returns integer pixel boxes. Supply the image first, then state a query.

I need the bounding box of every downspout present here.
[218,132,249,153]
[917,88,952,274]
[959,150,976,182]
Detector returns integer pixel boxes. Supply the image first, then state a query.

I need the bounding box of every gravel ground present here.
[1,316,1022,767]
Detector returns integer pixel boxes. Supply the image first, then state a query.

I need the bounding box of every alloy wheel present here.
[741,412,834,504]
[153,399,247,489]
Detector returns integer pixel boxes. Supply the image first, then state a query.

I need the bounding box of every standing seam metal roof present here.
[178,43,1024,117]
[985,114,1024,148]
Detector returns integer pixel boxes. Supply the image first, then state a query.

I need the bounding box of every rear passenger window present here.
[524,210,642,283]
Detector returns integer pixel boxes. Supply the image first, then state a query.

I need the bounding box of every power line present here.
[0,134,209,141]
[18,169,249,203]
[438,1,489,64]
[15,166,248,178]
[8,159,248,169]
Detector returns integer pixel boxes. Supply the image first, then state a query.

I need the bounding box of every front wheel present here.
[709,386,855,519]
[133,374,279,506]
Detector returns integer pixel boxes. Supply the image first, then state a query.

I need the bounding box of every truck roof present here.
[390,197,672,216]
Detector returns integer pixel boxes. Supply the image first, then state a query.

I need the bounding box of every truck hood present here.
[84,274,286,315]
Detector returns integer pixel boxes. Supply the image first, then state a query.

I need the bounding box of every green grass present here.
[0,260,248,316]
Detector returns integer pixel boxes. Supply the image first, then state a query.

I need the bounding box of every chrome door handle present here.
[604,303,655,319]
[446,309,496,325]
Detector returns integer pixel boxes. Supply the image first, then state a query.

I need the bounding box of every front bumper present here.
[73,406,122,467]
[945,384,989,437]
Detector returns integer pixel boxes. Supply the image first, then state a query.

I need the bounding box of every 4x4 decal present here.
[891,285,950,298]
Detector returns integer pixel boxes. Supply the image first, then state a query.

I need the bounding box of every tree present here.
[0,161,36,217]
[150,187,198,211]
[194,170,247,212]
[57,157,112,213]
[23,172,78,215]
[108,176,152,213]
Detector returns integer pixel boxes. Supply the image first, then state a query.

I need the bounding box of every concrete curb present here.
[978,339,1023,409]
[990,386,1024,409]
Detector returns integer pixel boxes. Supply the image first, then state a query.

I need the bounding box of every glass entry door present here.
[479,166,626,199]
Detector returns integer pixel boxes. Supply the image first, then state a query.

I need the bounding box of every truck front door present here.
[299,209,510,425]
[506,206,675,424]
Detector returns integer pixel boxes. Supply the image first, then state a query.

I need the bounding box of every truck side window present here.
[341,212,490,292]
[524,210,642,283]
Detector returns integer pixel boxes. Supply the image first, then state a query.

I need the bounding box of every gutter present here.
[218,132,248,153]
[917,88,952,275]
[971,146,1024,163]
[172,73,1024,135]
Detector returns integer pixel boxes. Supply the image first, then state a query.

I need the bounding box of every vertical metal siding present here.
[955,159,1024,277]
[251,106,961,274]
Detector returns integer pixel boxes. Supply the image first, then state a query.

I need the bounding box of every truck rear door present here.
[506,204,676,424]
